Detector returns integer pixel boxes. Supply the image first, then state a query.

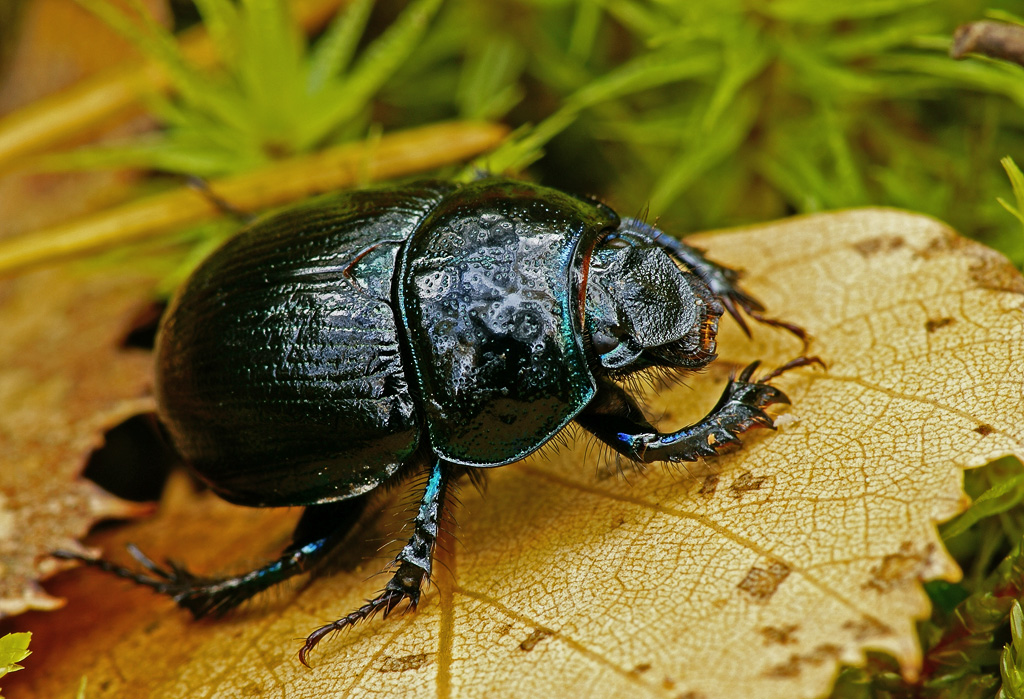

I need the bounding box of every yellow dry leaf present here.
[0,0,166,618]
[0,266,158,617]
[6,208,1024,699]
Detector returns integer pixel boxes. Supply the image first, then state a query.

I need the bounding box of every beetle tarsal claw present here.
[298,588,417,667]
[745,309,813,349]
[298,459,451,666]
[736,360,762,383]
[52,546,220,611]
[759,355,826,383]
[642,368,795,463]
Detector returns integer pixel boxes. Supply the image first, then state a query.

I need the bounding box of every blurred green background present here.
[35,0,1024,269]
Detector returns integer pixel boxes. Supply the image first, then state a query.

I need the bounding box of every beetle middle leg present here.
[54,493,370,618]
[576,363,789,464]
[299,457,453,666]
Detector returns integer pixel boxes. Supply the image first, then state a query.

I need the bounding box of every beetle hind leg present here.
[57,543,263,618]
[299,458,452,666]
[53,495,369,618]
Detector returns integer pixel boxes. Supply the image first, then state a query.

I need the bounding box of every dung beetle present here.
[58,178,812,664]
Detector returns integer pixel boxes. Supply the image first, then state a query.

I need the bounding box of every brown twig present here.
[0,0,344,172]
[951,20,1024,67]
[0,121,508,277]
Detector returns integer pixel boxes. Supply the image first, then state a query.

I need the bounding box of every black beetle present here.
[59,178,811,664]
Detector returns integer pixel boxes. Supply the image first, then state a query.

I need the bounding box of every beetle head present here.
[584,230,722,375]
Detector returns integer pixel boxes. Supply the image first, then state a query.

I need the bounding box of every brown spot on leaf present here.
[761,624,799,645]
[925,317,954,333]
[519,628,553,651]
[698,474,719,497]
[738,562,791,601]
[730,470,767,497]
[975,424,996,436]
[843,617,893,641]
[764,644,841,678]
[809,644,841,663]
[631,663,652,675]
[915,232,958,258]
[866,542,931,592]
[379,653,432,673]
[853,235,905,257]
[967,248,1024,295]
[765,655,802,678]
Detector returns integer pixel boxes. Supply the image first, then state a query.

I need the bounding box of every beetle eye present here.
[589,323,622,355]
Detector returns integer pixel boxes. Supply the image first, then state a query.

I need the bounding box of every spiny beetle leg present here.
[640,362,788,462]
[745,311,812,350]
[299,458,452,667]
[52,496,368,618]
[54,543,291,617]
[641,357,824,462]
[577,362,793,464]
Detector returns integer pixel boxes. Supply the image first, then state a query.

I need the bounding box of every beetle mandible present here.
[59,178,813,664]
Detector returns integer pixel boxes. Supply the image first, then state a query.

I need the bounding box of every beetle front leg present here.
[299,458,452,666]
[576,363,789,463]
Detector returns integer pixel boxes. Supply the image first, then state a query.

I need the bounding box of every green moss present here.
[65,0,442,174]
[54,0,1024,269]
[0,632,31,699]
